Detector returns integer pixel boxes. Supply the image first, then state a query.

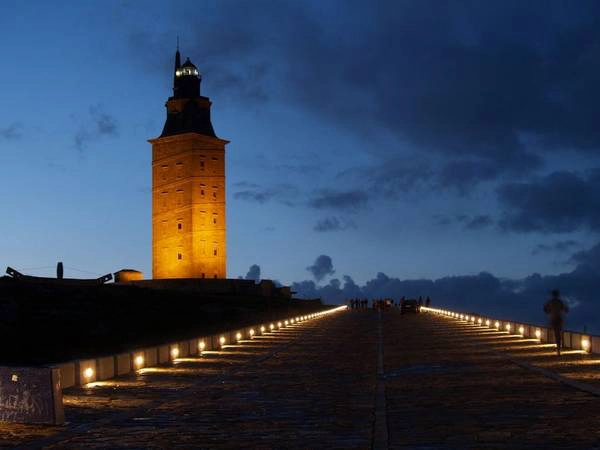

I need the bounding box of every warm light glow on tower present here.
[150,48,229,279]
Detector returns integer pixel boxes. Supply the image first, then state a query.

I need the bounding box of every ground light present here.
[220,336,226,347]
[519,326,525,335]
[535,329,542,339]
[260,326,266,333]
[505,323,511,332]
[249,328,255,337]
[582,338,591,352]
[495,321,500,329]
[84,367,94,380]
[170,347,180,359]
[135,355,144,369]
[236,332,242,342]
[199,341,206,353]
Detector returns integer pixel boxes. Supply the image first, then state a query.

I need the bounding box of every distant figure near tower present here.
[149,47,228,279]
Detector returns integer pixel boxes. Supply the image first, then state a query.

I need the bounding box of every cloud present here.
[498,169,600,233]
[74,105,119,152]
[90,105,118,136]
[309,189,368,211]
[463,215,494,230]
[532,240,579,256]
[313,217,356,232]
[434,214,494,230]
[0,123,23,140]
[570,242,600,270]
[124,2,600,192]
[306,254,335,281]
[233,182,298,205]
[208,61,270,103]
[337,158,435,199]
[234,189,275,204]
[245,264,261,282]
[273,163,322,175]
[438,160,502,194]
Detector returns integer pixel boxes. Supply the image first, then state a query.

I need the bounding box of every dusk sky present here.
[3,1,600,327]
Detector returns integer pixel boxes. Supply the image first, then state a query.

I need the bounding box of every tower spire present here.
[173,43,182,94]
[174,46,181,70]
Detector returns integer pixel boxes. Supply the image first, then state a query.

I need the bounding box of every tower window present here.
[213,218,217,224]
[212,192,217,199]
[177,253,182,260]
[214,274,218,279]
[213,249,217,256]
[200,161,205,169]
[177,223,182,230]
[201,189,205,195]
[202,273,205,278]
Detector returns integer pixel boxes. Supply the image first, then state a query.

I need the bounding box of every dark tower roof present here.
[161,49,216,138]
[181,57,197,69]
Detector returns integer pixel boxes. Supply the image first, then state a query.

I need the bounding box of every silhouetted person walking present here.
[544,289,569,356]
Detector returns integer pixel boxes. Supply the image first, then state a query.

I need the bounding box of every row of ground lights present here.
[82,305,347,382]
[420,306,591,353]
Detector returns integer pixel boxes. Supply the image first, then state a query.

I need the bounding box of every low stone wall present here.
[421,306,595,353]
[126,278,291,298]
[50,305,347,390]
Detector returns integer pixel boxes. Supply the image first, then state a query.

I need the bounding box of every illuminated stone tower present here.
[149,48,228,279]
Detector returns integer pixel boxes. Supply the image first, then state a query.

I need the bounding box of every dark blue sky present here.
[3,1,600,327]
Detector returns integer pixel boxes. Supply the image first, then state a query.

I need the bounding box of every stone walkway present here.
[3,309,600,448]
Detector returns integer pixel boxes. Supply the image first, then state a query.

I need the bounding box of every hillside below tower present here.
[149,49,228,279]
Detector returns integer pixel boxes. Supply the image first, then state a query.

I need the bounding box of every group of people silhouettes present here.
[349,299,370,309]
[348,296,432,309]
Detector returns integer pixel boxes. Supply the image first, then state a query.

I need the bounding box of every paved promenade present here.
[4,309,600,448]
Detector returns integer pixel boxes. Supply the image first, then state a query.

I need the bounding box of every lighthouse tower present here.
[149,48,228,279]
